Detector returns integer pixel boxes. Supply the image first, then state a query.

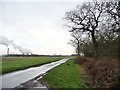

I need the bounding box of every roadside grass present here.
[1,56,65,74]
[43,57,87,88]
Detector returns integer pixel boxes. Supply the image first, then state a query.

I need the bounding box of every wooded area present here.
[65,1,120,58]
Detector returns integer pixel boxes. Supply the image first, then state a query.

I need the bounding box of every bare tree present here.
[68,31,83,56]
[65,1,106,58]
[105,1,120,57]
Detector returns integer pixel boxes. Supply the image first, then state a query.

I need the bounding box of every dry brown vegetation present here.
[75,57,120,88]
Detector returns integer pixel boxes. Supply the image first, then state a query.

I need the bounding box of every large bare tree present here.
[65,1,106,58]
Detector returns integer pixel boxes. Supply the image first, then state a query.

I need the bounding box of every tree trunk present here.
[91,32,98,60]
[77,40,80,56]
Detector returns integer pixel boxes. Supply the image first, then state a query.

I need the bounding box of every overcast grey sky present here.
[0,0,89,55]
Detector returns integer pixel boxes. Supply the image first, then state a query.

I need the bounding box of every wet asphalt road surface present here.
[1,58,69,89]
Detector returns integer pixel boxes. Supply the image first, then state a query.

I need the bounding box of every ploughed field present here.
[1,56,65,74]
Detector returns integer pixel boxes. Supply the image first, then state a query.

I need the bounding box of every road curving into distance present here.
[1,58,69,89]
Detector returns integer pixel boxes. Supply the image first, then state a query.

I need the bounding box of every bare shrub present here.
[75,57,120,88]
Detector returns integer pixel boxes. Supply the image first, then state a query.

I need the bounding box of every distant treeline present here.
[3,54,69,57]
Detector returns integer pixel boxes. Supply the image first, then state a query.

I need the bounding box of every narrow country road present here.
[1,58,69,89]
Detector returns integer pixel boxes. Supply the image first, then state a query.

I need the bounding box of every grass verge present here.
[42,57,87,88]
[1,56,65,74]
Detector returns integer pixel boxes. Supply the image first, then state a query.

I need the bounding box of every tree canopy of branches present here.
[65,1,119,58]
